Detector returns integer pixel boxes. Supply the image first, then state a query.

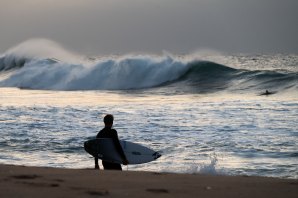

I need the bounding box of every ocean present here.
[0,40,297,179]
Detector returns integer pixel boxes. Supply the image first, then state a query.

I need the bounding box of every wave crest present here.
[0,39,297,93]
[0,53,189,90]
[0,38,82,71]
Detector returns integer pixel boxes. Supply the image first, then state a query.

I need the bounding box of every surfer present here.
[260,90,276,96]
[94,114,129,170]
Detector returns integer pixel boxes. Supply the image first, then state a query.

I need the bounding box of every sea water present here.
[0,40,297,179]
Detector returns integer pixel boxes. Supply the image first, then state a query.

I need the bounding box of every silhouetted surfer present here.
[260,90,276,96]
[94,114,128,170]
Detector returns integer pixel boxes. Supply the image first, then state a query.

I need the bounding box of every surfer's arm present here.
[112,130,129,164]
[94,131,100,169]
[114,139,128,164]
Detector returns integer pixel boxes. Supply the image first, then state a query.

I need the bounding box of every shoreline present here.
[0,164,297,198]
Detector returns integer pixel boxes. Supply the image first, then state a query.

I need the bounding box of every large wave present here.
[174,61,298,94]
[0,39,297,93]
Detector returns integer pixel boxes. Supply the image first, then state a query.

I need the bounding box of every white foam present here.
[198,157,218,175]
[185,155,223,175]
[5,38,83,63]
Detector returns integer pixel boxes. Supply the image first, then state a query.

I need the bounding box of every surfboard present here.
[84,138,161,165]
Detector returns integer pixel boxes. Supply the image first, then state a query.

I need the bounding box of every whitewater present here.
[0,39,297,179]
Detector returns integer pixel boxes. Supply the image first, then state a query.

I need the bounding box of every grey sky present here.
[0,0,297,55]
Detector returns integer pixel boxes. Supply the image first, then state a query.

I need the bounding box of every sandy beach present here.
[0,164,297,198]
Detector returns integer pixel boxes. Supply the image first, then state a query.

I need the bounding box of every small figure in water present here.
[260,90,276,96]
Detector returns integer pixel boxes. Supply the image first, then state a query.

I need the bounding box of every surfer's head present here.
[104,114,114,126]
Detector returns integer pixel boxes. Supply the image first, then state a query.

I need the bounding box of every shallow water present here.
[0,88,297,179]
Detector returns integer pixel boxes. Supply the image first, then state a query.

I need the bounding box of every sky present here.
[0,0,297,55]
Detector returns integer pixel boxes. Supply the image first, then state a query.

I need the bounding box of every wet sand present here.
[0,164,297,198]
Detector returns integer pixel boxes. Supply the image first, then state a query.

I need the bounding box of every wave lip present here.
[65,55,188,90]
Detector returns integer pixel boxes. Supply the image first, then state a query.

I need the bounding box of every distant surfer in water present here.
[260,90,276,96]
[95,114,128,170]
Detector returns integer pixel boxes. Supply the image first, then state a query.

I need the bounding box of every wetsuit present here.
[95,127,127,170]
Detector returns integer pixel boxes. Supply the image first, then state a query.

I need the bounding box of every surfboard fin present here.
[152,152,161,159]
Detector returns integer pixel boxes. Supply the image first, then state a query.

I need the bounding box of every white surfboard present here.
[84,138,161,164]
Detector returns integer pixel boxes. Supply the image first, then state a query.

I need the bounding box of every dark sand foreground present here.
[0,164,297,198]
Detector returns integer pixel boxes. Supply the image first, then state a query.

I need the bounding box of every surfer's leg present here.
[102,161,122,170]
[95,157,99,169]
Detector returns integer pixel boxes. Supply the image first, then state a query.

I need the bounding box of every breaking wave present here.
[0,39,297,94]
